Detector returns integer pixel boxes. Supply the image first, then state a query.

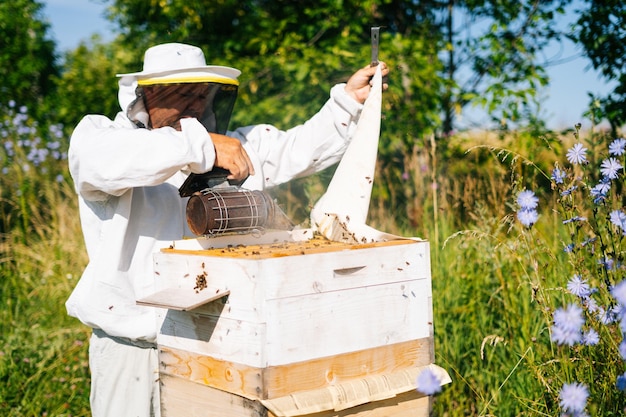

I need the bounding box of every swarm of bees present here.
[194,270,208,293]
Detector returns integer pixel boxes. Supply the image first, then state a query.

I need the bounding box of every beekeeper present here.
[67,42,389,416]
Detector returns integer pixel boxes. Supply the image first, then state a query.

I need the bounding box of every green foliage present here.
[47,36,129,128]
[445,0,570,132]
[574,1,626,132]
[0,0,59,116]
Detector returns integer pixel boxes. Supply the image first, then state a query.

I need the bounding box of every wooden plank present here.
[160,374,267,417]
[162,235,421,259]
[160,374,430,417]
[264,280,432,365]
[157,279,431,367]
[159,338,433,400]
[154,240,430,302]
[267,390,431,417]
[137,288,230,311]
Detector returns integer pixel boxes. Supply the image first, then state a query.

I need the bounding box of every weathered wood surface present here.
[159,338,434,400]
[159,374,432,417]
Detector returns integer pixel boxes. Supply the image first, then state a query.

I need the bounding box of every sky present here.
[41,0,616,131]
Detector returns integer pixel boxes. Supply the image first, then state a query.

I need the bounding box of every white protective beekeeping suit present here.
[66,43,366,343]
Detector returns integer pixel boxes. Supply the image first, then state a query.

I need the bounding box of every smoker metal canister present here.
[186,189,275,236]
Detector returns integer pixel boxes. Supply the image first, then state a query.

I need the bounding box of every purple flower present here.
[562,216,587,224]
[590,180,610,203]
[566,143,588,165]
[567,275,590,298]
[600,157,622,179]
[582,328,599,346]
[611,281,626,305]
[560,186,578,196]
[517,209,538,227]
[610,210,626,231]
[554,304,585,332]
[551,167,567,184]
[415,368,442,395]
[609,138,626,156]
[551,325,582,346]
[559,382,588,413]
[516,190,539,210]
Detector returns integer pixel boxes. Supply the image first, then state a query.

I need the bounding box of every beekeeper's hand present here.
[344,62,389,104]
[211,133,255,181]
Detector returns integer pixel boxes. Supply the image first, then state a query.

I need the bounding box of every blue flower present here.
[554,304,585,332]
[611,281,626,305]
[560,186,578,196]
[559,382,588,413]
[600,256,615,271]
[551,304,585,346]
[609,137,626,156]
[582,328,599,346]
[562,216,587,224]
[551,167,567,184]
[516,190,539,210]
[590,179,610,203]
[567,275,590,298]
[617,373,626,391]
[600,157,623,179]
[610,210,626,231]
[415,368,442,395]
[551,325,582,346]
[517,209,538,227]
[566,143,588,165]
[563,243,575,253]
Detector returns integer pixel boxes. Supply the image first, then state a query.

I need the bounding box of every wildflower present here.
[551,167,566,184]
[566,143,588,165]
[415,368,442,395]
[610,210,626,231]
[599,256,615,271]
[554,304,585,332]
[590,179,610,203]
[582,328,599,346]
[567,275,590,298]
[600,157,622,179]
[559,382,588,414]
[551,304,584,346]
[611,281,626,305]
[583,297,599,314]
[598,307,617,325]
[562,216,587,224]
[517,209,538,227]
[609,137,626,156]
[563,243,575,253]
[516,190,538,210]
[560,186,578,197]
[617,373,626,391]
[551,324,581,346]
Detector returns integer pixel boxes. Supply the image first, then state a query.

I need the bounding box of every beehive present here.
[139,230,449,416]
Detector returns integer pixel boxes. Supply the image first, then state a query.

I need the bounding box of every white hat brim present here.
[116,65,241,80]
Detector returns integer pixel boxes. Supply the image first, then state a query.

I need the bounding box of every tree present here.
[440,0,572,134]
[573,0,626,133]
[49,36,127,128]
[0,0,59,114]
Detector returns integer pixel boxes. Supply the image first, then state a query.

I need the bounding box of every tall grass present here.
[0,103,90,416]
[2,98,623,416]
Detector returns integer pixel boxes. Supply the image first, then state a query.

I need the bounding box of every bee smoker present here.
[179,168,294,236]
